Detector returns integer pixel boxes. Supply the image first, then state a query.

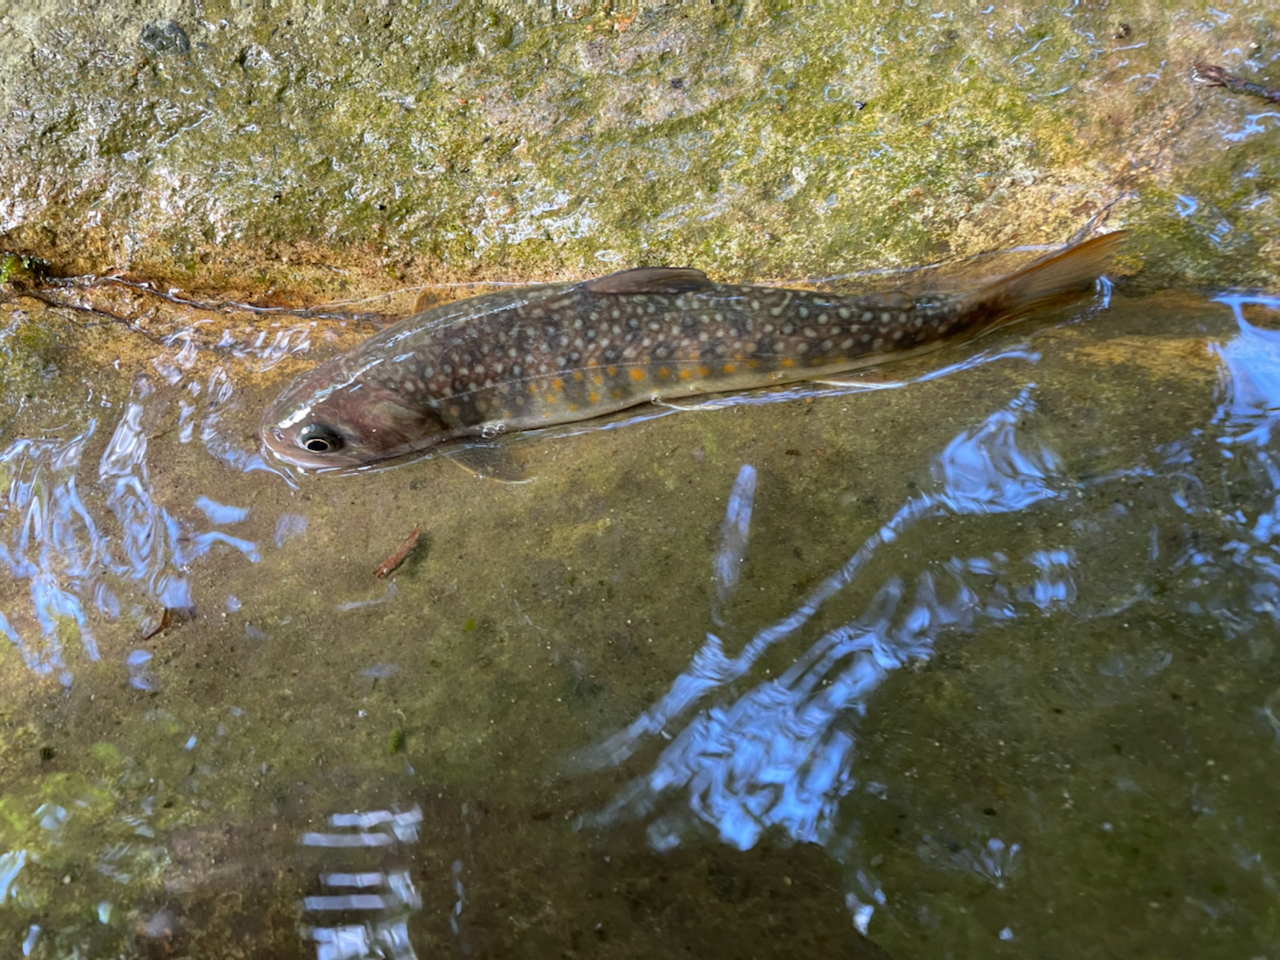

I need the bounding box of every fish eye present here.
[297,424,344,454]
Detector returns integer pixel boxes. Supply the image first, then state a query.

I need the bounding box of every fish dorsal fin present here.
[584,267,713,295]
[413,286,445,314]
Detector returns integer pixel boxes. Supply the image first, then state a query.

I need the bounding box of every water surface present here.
[1,284,1277,957]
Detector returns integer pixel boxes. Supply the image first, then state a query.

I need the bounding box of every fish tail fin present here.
[961,230,1127,325]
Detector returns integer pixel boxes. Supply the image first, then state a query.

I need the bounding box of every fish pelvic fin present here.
[963,230,1127,325]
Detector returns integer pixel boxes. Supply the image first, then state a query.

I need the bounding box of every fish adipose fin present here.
[584,267,713,294]
[962,230,1127,327]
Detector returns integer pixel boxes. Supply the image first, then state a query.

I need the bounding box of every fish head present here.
[261,357,451,471]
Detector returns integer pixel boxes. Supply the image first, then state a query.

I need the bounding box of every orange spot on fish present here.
[780,358,795,368]
[629,368,646,381]
[592,373,604,385]
[573,371,584,381]
[568,403,578,412]
[528,383,539,395]
[611,388,623,399]
[589,391,601,404]
[607,365,618,377]
[722,363,736,374]
[544,393,558,404]
[733,353,744,361]
[679,369,693,380]
[553,377,565,391]
[747,359,760,369]
[698,365,711,377]
[658,367,671,379]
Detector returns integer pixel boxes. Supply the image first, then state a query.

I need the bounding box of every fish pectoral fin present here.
[444,443,534,484]
[584,267,713,295]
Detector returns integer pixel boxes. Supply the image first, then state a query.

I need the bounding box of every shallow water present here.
[1,284,1279,958]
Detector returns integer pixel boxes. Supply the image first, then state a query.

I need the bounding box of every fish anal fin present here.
[584,267,713,295]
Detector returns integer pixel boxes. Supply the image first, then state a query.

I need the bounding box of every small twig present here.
[142,606,195,640]
[1193,63,1280,104]
[374,525,422,578]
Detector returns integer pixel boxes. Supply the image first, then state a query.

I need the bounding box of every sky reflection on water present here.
[0,345,275,688]
[579,386,1071,933]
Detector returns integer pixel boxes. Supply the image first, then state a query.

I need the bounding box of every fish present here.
[261,231,1125,471]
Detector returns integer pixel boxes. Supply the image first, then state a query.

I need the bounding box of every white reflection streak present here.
[199,365,281,476]
[303,806,423,960]
[100,400,197,611]
[0,424,101,683]
[713,464,757,626]
[1209,296,1280,627]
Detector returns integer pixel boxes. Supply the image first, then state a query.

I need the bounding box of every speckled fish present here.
[262,232,1124,471]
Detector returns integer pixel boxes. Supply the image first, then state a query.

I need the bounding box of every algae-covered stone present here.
[0,2,1274,293]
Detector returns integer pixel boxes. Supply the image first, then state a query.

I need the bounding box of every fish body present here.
[262,232,1124,471]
